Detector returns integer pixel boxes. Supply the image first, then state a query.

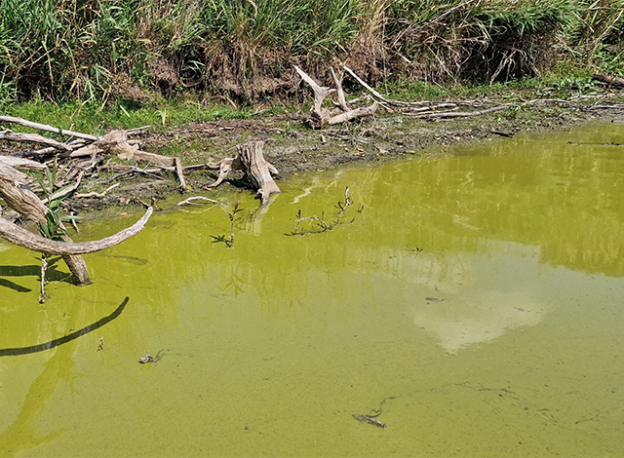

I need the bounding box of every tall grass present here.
[0,0,621,105]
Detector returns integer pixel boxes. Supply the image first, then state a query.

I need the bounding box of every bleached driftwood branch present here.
[0,207,153,255]
[294,66,379,128]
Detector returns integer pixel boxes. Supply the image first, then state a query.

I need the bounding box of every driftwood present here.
[0,161,151,284]
[0,162,91,283]
[0,156,48,171]
[0,207,153,255]
[205,141,280,205]
[0,116,98,141]
[0,117,187,190]
[0,129,72,150]
[294,66,379,128]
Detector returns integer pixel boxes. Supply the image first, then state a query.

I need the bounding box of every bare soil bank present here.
[79,106,624,208]
[3,103,624,214]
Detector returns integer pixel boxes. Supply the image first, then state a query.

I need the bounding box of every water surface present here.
[1,123,624,457]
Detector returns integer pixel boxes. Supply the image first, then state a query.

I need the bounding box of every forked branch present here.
[295,66,379,128]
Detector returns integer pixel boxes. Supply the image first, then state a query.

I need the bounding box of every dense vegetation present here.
[0,0,622,106]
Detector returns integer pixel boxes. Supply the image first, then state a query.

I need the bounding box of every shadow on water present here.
[0,257,76,292]
[0,297,129,357]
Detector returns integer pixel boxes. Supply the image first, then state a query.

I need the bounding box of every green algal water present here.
[1,123,623,457]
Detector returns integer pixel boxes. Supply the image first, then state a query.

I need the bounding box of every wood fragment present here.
[175,157,187,191]
[0,156,47,171]
[330,67,349,112]
[568,141,624,146]
[69,144,104,158]
[100,167,166,184]
[412,104,509,119]
[75,183,120,199]
[19,139,86,158]
[172,196,219,208]
[0,129,72,150]
[205,157,236,188]
[294,65,336,117]
[326,103,379,125]
[237,141,281,205]
[295,66,380,127]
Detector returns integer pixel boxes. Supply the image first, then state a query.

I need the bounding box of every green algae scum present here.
[2,123,624,457]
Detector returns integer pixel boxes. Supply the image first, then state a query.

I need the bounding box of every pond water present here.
[1,123,624,457]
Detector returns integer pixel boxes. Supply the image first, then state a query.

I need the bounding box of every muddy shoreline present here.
[4,104,624,213]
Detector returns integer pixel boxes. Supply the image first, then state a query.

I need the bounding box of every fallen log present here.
[0,207,153,255]
[97,130,186,190]
[206,141,280,205]
[410,104,510,119]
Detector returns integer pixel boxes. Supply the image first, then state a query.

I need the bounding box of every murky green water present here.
[2,123,624,457]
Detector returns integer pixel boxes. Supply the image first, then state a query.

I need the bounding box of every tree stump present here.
[206,141,280,205]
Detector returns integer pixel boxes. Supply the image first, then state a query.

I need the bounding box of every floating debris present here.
[352,414,387,429]
[139,352,154,364]
[139,349,167,364]
[425,297,444,303]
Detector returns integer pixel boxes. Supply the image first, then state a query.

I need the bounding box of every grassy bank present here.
[0,0,622,107]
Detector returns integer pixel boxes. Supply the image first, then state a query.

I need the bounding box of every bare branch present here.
[0,207,153,255]
[0,115,98,141]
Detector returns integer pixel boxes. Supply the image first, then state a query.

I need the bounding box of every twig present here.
[39,255,49,304]
[172,196,219,209]
[568,141,624,146]
[412,104,510,119]
[99,168,165,183]
[75,183,120,199]
[126,125,152,135]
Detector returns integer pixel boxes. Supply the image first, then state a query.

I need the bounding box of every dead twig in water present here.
[287,187,360,236]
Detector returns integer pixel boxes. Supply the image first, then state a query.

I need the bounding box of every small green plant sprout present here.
[36,165,81,241]
[287,186,361,236]
[211,198,243,248]
[35,162,81,303]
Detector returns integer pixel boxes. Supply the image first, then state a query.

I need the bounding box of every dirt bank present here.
[3,100,624,214]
